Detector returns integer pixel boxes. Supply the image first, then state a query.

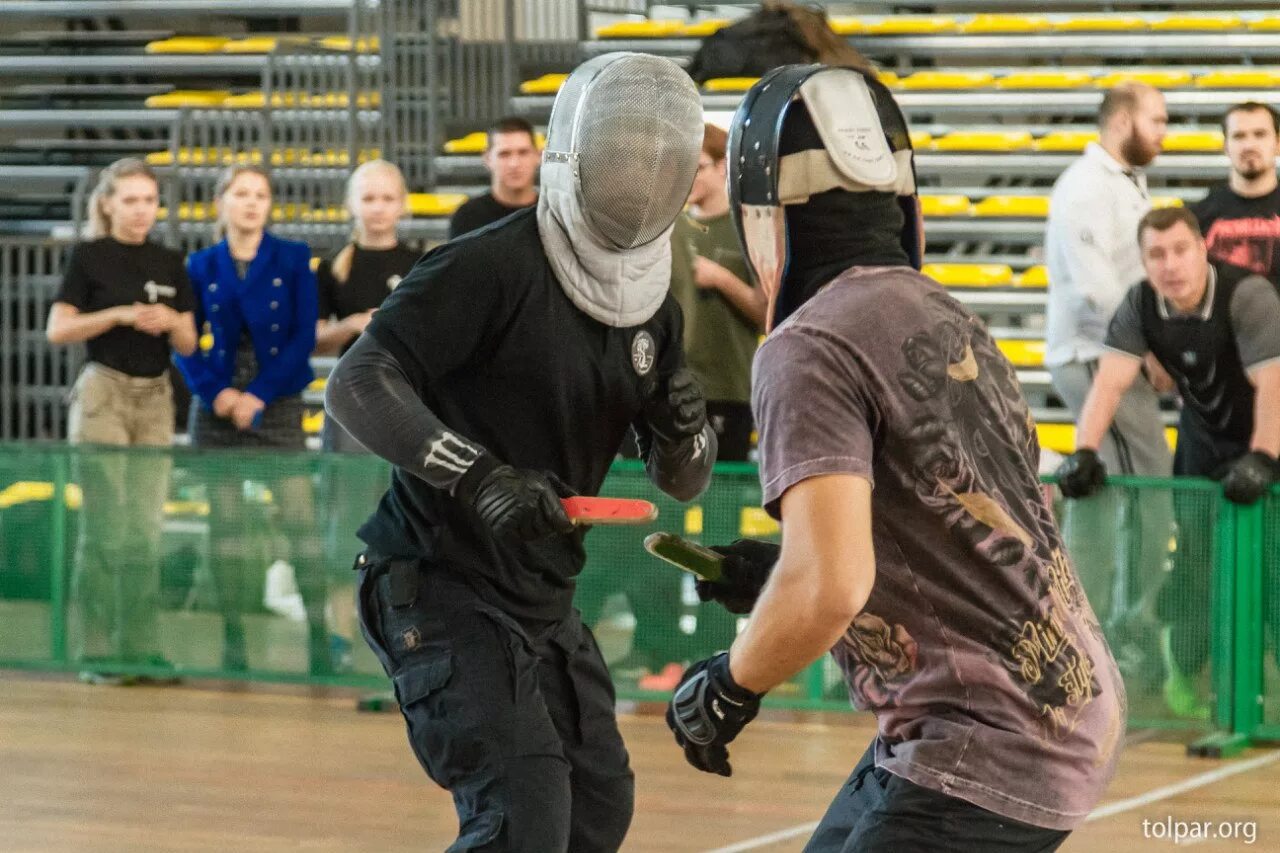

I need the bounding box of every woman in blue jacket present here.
[177,164,327,672]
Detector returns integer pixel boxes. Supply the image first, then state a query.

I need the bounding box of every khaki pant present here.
[67,363,173,663]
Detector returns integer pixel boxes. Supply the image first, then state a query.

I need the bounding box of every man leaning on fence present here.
[1057,206,1280,717]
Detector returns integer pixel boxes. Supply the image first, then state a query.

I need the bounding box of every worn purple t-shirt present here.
[753,266,1125,830]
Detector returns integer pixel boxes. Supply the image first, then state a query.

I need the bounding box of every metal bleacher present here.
[3,0,1268,446]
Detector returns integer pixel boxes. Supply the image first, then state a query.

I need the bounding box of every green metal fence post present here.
[1232,502,1265,740]
[49,448,69,663]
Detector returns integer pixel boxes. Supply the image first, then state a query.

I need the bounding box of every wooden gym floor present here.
[1,675,1276,852]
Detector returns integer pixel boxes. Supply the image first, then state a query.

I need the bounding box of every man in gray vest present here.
[1057,206,1280,717]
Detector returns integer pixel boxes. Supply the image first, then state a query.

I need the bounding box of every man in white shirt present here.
[1045,82,1173,682]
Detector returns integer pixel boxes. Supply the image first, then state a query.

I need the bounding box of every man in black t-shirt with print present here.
[1191,102,1280,287]
[326,55,713,852]
[447,116,540,239]
[1058,206,1280,719]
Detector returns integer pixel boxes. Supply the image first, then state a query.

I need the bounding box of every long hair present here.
[213,164,273,241]
[331,159,408,284]
[84,158,160,240]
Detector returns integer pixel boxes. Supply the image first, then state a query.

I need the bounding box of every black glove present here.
[696,539,780,615]
[1056,448,1107,499]
[455,456,575,540]
[1221,451,1280,505]
[665,652,762,777]
[644,368,706,442]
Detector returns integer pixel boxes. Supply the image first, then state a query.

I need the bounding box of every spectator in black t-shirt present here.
[1191,102,1280,286]
[447,116,540,239]
[45,157,197,684]
[314,160,419,668]
[1057,206,1280,718]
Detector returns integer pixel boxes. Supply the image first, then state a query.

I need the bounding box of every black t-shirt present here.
[447,192,535,240]
[54,237,195,377]
[361,207,685,620]
[317,243,419,354]
[1190,183,1280,285]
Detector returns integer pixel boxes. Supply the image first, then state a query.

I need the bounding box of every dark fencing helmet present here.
[728,65,922,329]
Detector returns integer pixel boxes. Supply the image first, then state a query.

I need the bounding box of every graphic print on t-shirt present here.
[832,290,1106,743]
[1203,215,1280,276]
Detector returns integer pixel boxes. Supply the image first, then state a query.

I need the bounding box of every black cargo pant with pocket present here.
[356,553,635,852]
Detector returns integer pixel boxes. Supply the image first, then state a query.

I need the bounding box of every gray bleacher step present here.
[0,30,174,47]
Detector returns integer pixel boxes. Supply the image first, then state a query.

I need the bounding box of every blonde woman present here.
[46,157,197,683]
[175,165,327,672]
[312,161,417,670]
[315,160,417,448]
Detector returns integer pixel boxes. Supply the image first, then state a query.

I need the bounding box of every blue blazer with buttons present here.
[177,231,317,409]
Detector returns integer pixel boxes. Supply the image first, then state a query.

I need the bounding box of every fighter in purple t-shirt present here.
[665,65,1125,851]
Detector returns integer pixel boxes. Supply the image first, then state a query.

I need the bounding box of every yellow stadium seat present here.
[1195,70,1280,89]
[303,410,325,435]
[972,195,1050,218]
[919,195,972,217]
[407,193,468,217]
[740,506,780,538]
[1151,15,1242,32]
[144,151,173,165]
[828,17,865,36]
[222,36,306,53]
[1162,131,1224,152]
[678,19,730,37]
[933,131,1033,152]
[444,132,488,155]
[309,257,322,273]
[684,506,703,536]
[163,499,209,517]
[1248,17,1280,32]
[1016,266,1049,289]
[1033,131,1098,152]
[307,376,327,391]
[1037,422,1178,454]
[996,71,1094,90]
[145,36,230,54]
[1151,196,1185,209]
[908,131,933,149]
[899,71,995,90]
[1036,423,1077,455]
[703,77,760,92]
[594,20,684,39]
[877,71,901,88]
[997,338,1046,368]
[865,16,956,35]
[144,90,231,108]
[1052,16,1147,32]
[520,73,568,95]
[1095,70,1193,89]
[960,15,1050,34]
[923,263,1014,288]
[316,35,380,52]
[0,481,82,510]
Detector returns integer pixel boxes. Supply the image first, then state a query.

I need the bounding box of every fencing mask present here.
[728,65,922,330]
[537,52,704,328]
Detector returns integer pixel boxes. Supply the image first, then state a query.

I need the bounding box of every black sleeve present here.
[325,332,495,494]
[364,238,509,394]
[316,258,337,320]
[54,244,92,309]
[172,251,196,313]
[632,299,716,501]
[1189,188,1219,233]
[1102,284,1149,360]
[1229,275,1280,370]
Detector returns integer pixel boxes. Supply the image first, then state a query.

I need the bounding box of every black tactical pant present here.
[356,554,634,852]
[804,740,1069,853]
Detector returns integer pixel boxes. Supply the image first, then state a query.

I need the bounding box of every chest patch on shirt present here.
[631,331,656,377]
[143,281,177,303]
